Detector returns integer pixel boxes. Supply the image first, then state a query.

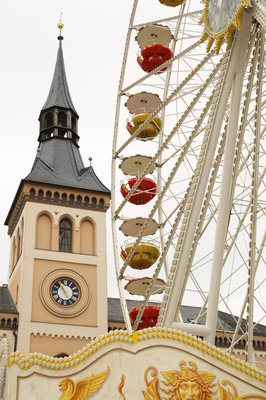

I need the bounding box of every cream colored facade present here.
[7,182,110,355]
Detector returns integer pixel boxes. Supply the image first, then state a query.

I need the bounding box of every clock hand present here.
[59,282,69,297]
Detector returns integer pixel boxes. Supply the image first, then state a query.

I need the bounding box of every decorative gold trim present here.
[58,367,109,399]
[121,362,266,400]
[8,327,266,384]
[200,0,252,53]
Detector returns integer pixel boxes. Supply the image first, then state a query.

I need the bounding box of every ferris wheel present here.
[111,0,266,362]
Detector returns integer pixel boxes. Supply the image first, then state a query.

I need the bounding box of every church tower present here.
[5,24,110,356]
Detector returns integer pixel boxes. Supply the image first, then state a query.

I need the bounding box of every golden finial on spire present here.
[57,12,64,33]
[57,13,64,40]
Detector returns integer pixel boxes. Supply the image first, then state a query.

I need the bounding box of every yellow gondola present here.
[127,113,162,140]
[120,242,160,270]
[159,0,185,7]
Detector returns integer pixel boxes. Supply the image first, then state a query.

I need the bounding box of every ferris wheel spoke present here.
[205,20,260,343]
[132,9,203,30]
[221,231,266,333]
[132,192,189,330]
[159,15,255,334]
[229,283,266,355]
[219,215,266,304]
[121,39,204,96]
[173,127,227,310]
[246,28,264,362]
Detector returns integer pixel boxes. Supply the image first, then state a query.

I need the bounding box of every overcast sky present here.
[2,2,265,327]
[0,0,137,295]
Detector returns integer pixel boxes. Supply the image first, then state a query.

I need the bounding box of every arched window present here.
[11,238,16,268]
[20,218,24,256]
[62,193,67,204]
[59,218,72,252]
[38,189,44,201]
[54,192,60,204]
[58,111,67,127]
[45,112,53,127]
[30,188,36,200]
[71,116,77,131]
[16,229,21,262]
[69,194,75,205]
[92,197,97,208]
[84,196,90,207]
[76,195,82,206]
[46,191,52,202]
[99,198,105,209]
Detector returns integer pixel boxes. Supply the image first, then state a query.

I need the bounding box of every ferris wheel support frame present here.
[157,2,187,280]
[205,12,253,344]
[246,27,264,363]
[252,0,266,30]
[159,12,253,341]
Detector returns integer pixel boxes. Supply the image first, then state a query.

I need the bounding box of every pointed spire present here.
[41,21,78,116]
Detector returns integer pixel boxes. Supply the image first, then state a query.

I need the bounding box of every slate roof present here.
[41,38,78,116]
[25,137,110,193]
[0,285,18,315]
[108,298,266,336]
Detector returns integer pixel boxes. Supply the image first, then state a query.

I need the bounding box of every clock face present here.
[208,0,241,34]
[40,269,90,317]
[50,278,80,307]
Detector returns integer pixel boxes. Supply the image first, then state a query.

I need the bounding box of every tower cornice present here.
[5,180,110,236]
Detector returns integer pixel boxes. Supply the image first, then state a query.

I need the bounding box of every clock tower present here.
[5,27,110,356]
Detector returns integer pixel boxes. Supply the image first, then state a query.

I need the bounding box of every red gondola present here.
[129,306,160,330]
[120,177,157,205]
[137,43,173,73]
